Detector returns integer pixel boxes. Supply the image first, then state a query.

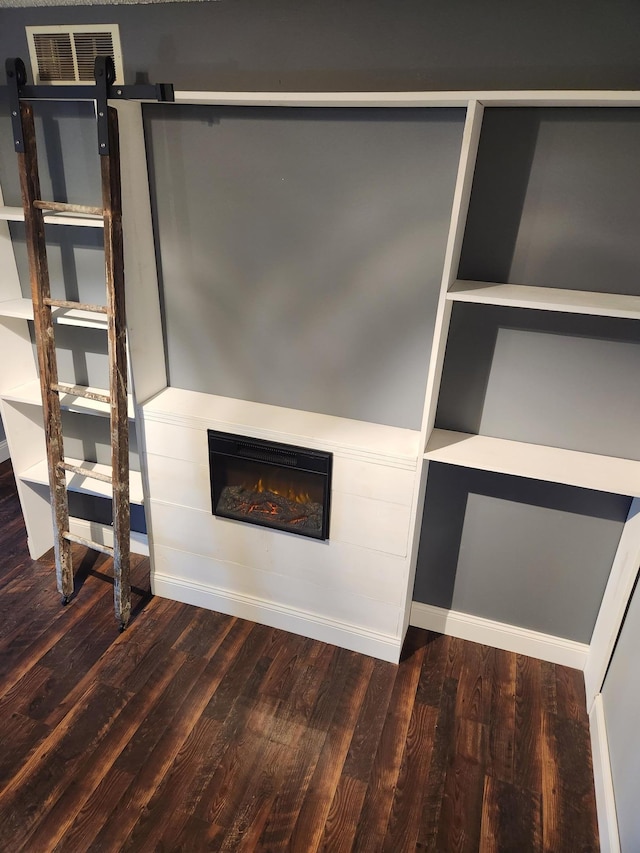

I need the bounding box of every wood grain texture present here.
[0,461,600,851]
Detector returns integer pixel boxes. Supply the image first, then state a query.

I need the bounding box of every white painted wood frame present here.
[584,498,640,708]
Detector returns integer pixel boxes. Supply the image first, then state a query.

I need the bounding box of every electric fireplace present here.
[208,430,332,540]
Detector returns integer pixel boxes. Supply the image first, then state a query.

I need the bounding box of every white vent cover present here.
[26,25,124,86]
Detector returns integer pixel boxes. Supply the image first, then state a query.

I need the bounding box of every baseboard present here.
[0,439,9,463]
[589,694,620,853]
[410,601,589,670]
[153,571,402,663]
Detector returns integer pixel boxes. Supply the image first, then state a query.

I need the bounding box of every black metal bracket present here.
[5,57,27,153]
[95,55,114,155]
[3,56,175,155]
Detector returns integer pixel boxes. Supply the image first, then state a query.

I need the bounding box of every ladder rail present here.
[16,101,74,600]
[102,105,131,627]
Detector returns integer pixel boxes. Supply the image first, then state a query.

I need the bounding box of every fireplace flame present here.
[254,477,311,505]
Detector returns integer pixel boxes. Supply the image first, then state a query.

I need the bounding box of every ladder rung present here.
[44,298,108,314]
[63,531,114,557]
[58,461,113,484]
[51,383,111,404]
[34,200,104,217]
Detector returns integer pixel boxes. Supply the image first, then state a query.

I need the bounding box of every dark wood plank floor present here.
[0,459,600,852]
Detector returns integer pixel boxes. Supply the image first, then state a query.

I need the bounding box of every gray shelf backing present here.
[26,483,147,535]
[414,463,631,643]
[144,104,465,430]
[459,107,640,296]
[29,324,111,392]
[10,222,106,309]
[436,303,640,461]
[60,409,140,472]
[0,101,101,209]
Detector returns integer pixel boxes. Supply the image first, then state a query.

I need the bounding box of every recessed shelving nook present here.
[1,90,640,683]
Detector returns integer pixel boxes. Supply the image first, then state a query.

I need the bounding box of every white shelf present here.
[0,298,108,329]
[19,458,144,504]
[173,90,640,108]
[143,387,421,468]
[447,280,640,320]
[425,429,640,497]
[68,518,149,557]
[2,379,134,419]
[0,298,34,320]
[0,205,103,228]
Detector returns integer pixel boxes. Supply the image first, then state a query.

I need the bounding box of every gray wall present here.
[0,415,5,444]
[2,0,640,92]
[602,561,640,851]
[414,464,630,643]
[146,104,463,428]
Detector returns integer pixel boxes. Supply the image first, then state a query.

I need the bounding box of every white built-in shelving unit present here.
[1,87,638,697]
[1,86,635,852]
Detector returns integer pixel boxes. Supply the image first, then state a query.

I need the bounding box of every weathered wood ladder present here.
[4,56,173,629]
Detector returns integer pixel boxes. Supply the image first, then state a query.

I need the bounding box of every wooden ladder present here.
[9,62,131,628]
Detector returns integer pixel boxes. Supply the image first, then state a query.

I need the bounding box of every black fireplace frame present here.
[207,430,332,540]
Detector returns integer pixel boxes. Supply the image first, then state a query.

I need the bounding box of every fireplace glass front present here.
[208,431,332,540]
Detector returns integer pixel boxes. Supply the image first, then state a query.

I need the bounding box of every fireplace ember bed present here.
[208,430,332,540]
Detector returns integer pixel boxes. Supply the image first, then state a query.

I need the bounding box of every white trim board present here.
[173,91,640,108]
[584,498,640,710]
[153,572,402,664]
[590,694,621,853]
[410,601,589,670]
[0,439,9,464]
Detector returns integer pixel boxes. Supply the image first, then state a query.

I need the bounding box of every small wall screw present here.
[100,142,106,148]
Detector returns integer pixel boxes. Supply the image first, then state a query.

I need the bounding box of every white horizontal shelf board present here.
[3,379,134,418]
[68,517,149,557]
[448,280,640,319]
[19,458,144,504]
[425,429,640,497]
[0,205,103,228]
[174,90,640,108]
[142,387,421,468]
[0,298,34,320]
[0,298,108,329]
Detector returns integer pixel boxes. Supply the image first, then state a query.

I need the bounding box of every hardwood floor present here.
[0,459,599,851]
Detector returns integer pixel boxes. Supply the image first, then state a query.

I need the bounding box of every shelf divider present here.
[0,205,104,228]
[448,280,640,320]
[2,378,134,418]
[20,457,144,504]
[425,429,640,497]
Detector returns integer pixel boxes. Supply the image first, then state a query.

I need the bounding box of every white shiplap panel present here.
[142,388,421,467]
[144,450,416,511]
[147,500,407,606]
[152,544,401,639]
